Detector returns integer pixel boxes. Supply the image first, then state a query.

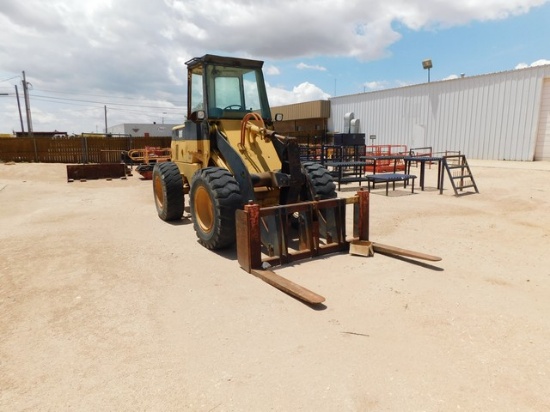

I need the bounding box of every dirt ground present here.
[1,159,549,411]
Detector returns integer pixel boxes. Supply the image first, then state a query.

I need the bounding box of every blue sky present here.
[264,3,550,99]
[0,0,549,134]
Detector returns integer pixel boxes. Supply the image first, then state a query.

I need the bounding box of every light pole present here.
[422,59,433,83]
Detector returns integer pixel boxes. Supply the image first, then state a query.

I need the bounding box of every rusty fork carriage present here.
[236,190,369,304]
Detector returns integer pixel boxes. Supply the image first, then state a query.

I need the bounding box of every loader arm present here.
[242,121,305,205]
[214,127,256,204]
[271,133,304,205]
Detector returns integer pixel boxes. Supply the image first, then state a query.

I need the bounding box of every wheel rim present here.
[194,185,214,233]
[153,174,164,209]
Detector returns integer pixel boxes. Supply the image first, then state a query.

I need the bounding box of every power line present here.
[28,95,183,124]
[35,88,168,101]
[0,75,21,83]
[4,74,185,130]
[30,93,184,111]
[32,88,185,107]
[30,95,106,108]
[35,88,131,98]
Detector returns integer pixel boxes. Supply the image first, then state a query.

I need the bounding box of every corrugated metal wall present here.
[329,65,550,160]
[535,78,550,161]
[107,123,178,137]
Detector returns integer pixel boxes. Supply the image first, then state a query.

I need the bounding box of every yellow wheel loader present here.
[152,54,440,304]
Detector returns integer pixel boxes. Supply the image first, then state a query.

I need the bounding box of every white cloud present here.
[0,0,547,132]
[265,65,281,75]
[515,59,550,69]
[267,82,330,107]
[297,63,327,71]
[363,81,390,91]
[531,59,550,66]
[388,0,547,30]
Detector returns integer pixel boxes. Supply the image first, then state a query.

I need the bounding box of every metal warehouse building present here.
[327,64,550,161]
[107,123,178,137]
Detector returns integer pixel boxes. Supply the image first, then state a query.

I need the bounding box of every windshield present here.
[204,63,271,120]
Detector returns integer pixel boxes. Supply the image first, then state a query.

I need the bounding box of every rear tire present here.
[190,167,243,250]
[302,161,337,200]
[153,162,184,221]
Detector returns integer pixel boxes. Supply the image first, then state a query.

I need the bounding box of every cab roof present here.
[185,54,264,70]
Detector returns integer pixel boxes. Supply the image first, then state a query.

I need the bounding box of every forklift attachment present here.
[235,190,370,303]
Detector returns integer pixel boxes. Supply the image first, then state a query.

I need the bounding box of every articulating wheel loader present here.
[152,54,441,305]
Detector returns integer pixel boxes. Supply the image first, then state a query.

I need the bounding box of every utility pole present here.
[15,85,25,133]
[22,71,33,137]
[104,105,108,135]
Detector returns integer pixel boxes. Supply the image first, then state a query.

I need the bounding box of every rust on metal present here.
[236,202,262,273]
[352,189,370,241]
[235,188,441,305]
[236,190,371,273]
[235,191,371,304]
[250,269,325,304]
[372,242,442,261]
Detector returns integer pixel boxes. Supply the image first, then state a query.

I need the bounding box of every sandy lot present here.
[1,159,550,411]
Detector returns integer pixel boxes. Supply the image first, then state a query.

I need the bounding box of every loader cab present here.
[186,54,272,122]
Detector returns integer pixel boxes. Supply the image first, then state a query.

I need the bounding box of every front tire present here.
[190,167,243,250]
[153,162,184,221]
[297,162,337,238]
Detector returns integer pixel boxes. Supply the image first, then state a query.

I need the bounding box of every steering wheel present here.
[223,104,244,111]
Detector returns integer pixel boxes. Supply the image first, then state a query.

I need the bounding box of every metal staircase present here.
[442,155,479,195]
